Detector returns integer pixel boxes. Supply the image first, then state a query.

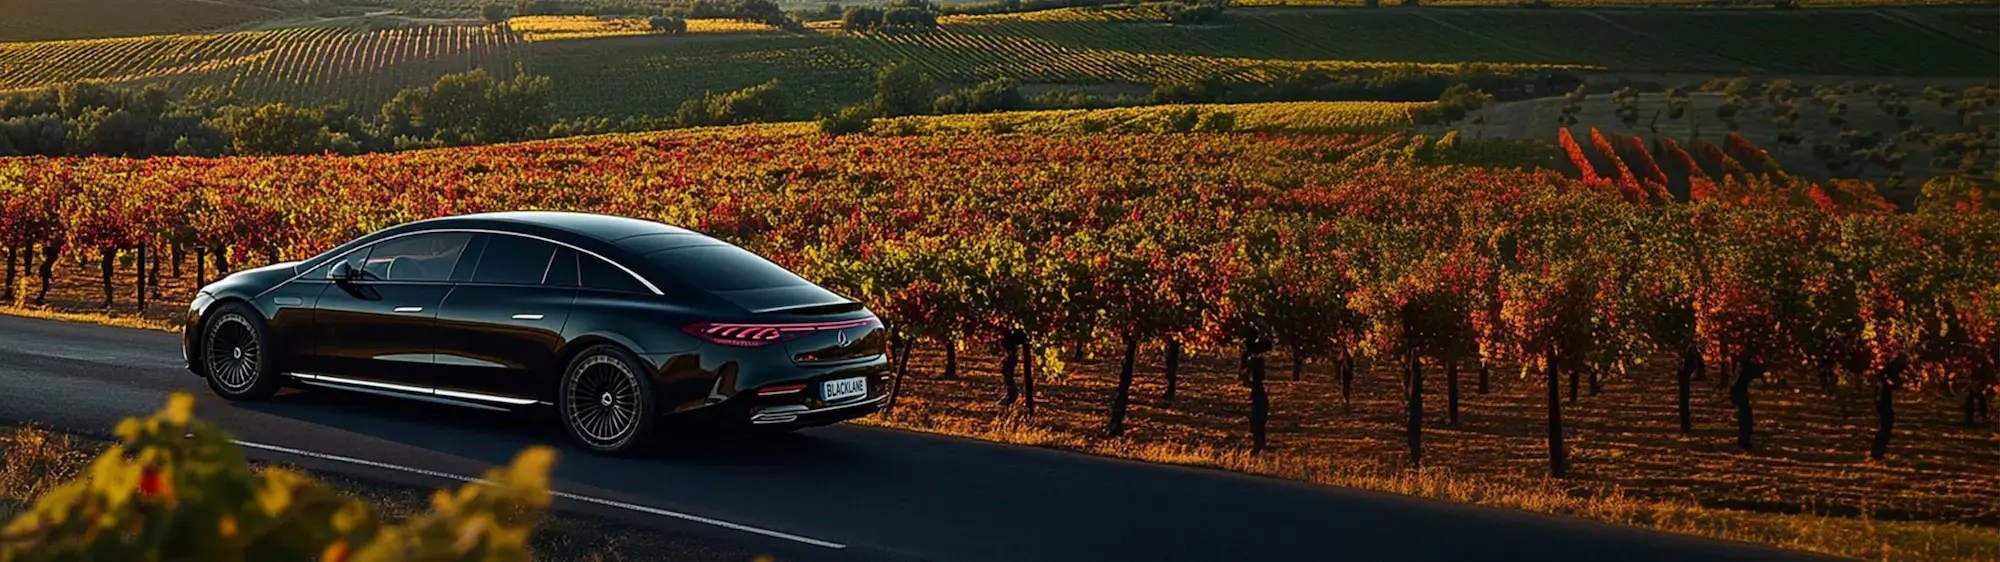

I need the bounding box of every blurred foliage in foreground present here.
[0,393,555,562]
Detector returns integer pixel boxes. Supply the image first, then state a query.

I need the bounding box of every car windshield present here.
[641,244,809,292]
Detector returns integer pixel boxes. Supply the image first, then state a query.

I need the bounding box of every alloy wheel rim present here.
[567,355,641,446]
[205,315,261,392]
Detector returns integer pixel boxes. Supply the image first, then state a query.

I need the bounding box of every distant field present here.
[837,7,1998,80]
[0,0,277,42]
[530,33,875,119]
[1,6,1991,120]
[0,31,302,91]
[0,25,526,110]
[510,16,777,42]
[357,0,852,17]
[197,24,525,109]
[870,101,1432,135]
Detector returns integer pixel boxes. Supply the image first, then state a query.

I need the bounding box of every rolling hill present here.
[0,5,1992,120]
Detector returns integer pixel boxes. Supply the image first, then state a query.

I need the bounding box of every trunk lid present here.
[778,315,886,365]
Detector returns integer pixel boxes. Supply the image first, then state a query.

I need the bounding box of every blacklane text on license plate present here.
[824,377,867,401]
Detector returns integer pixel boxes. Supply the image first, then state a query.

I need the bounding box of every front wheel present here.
[559,345,661,456]
[203,303,281,401]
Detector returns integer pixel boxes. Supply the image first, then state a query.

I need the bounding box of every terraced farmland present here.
[0,30,307,92]
[204,24,527,109]
[0,24,527,110]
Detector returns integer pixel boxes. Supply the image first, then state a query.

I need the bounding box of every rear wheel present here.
[559,345,660,456]
[203,303,281,401]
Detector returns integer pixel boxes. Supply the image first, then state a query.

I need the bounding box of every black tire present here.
[202,302,281,401]
[558,345,661,456]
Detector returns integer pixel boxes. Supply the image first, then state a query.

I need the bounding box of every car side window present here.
[305,246,373,280]
[471,235,559,285]
[580,254,649,294]
[361,232,473,282]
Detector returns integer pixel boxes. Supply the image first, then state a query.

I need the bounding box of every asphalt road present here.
[0,313,1829,562]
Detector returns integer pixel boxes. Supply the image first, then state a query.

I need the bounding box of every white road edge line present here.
[228,439,847,549]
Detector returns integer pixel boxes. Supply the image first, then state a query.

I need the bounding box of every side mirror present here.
[327,261,357,283]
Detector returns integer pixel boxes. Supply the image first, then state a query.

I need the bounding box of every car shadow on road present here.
[228,387,884,474]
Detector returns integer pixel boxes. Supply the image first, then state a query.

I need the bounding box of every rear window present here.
[581,255,650,293]
[644,244,809,292]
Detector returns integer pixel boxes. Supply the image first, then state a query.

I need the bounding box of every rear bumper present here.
[671,367,893,429]
[749,394,886,426]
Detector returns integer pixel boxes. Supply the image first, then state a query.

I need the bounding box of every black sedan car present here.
[182,211,890,455]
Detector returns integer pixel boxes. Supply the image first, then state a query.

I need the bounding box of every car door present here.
[307,232,474,385]
[430,234,578,399]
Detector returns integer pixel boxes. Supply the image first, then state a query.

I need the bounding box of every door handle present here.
[393,306,425,313]
[512,314,545,321]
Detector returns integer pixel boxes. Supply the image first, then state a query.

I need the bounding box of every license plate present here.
[822,377,867,402]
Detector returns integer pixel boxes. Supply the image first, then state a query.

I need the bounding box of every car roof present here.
[438,211,699,243]
[299,212,730,294]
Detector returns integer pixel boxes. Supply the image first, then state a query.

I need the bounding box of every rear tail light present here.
[757,383,808,396]
[682,318,879,348]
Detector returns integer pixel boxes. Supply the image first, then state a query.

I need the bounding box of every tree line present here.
[811,61,1508,134]
[0,71,554,158]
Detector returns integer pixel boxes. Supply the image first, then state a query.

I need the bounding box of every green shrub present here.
[1164,107,1201,132]
[934,78,1025,114]
[1150,76,1227,104]
[649,16,688,34]
[1435,83,1492,124]
[1160,1,1223,25]
[0,393,555,562]
[378,69,554,146]
[677,79,788,127]
[819,103,878,135]
[873,61,934,118]
[1196,110,1236,132]
[883,6,938,28]
[842,6,885,30]
[1033,88,1108,110]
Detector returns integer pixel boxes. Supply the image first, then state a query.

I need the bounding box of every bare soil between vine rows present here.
[874,340,2000,526]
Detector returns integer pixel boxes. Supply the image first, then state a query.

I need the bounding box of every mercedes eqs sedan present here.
[182,212,889,455]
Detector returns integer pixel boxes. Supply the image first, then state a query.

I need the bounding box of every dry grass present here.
[863,344,2000,561]
[0,305,176,332]
[0,426,101,506]
[3,254,198,331]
